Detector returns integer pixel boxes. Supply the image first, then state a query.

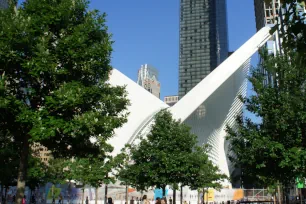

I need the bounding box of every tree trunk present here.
[0,185,2,204]
[299,188,303,204]
[95,187,98,204]
[273,195,276,204]
[4,187,8,204]
[16,135,30,204]
[68,181,71,204]
[206,189,208,204]
[173,188,176,204]
[82,187,85,204]
[162,187,166,197]
[125,185,128,204]
[180,186,183,204]
[52,185,55,201]
[277,183,282,204]
[29,189,32,204]
[104,185,108,204]
[197,190,200,204]
[202,189,205,204]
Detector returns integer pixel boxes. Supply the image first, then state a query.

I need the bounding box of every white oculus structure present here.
[107,27,273,186]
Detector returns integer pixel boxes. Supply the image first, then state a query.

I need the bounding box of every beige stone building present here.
[137,64,160,99]
[164,95,179,107]
[32,143,52,164]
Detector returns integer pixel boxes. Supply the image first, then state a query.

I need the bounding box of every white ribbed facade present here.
[108,27,272,186]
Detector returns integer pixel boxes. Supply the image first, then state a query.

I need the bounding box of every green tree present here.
[188,146,227,191]
[0,0,129,202]
[119,110,222,202]
[68,152,125,204]
[119,110,197,196]
[45,158,70,187]
[26,157,48,194]
[44,158,77,203]
[0,133,19,190]
[187,146,227,204]
[226,0,306,191]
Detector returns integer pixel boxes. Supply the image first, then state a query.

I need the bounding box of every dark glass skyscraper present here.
[179,0,229,98]
[0,0,8,8]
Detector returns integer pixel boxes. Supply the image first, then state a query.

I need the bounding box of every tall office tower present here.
[254,0,305,49]
[254,0,282,31]
[137,64,161,99]
[0,0,8,8]
[254,0,305,85]
[179,0,229,98]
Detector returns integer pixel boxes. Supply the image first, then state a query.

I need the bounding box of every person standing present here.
[108,197,113,204]
[22,196,26,204]
[58,194,62,204]
[31,195,36,204]
[86,196,89,204]
[155,198,161,204]
[142,195,150,204]
[169,197,172,204]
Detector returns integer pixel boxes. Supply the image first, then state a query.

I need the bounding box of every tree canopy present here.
[226,1,306,187]
[188,146,227,191]
[119,110,226,197]
[0,0,129,201]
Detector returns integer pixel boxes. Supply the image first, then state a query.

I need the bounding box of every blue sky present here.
[90,0,259,99]
[17,0,259,100]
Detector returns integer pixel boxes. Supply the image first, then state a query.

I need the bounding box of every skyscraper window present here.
[179,0,229,98]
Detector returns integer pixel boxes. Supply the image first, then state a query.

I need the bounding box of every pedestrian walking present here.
[169,197,172,204]
[86,196,89,204]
